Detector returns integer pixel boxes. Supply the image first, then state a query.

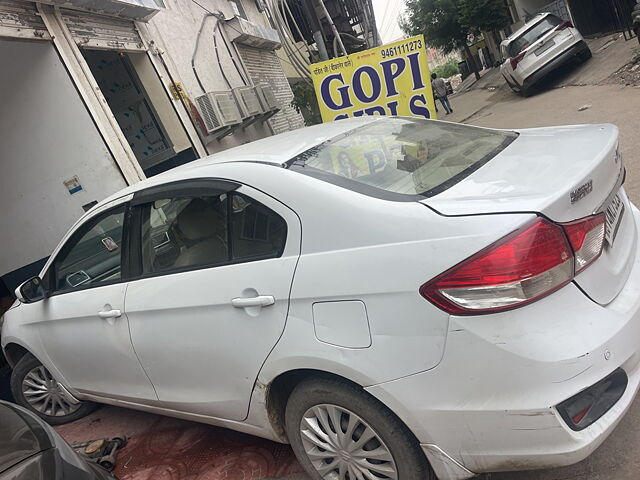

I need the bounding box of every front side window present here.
[508,15,563,57]
[52,207,126,292]
[287,117,516,199]
[139,192,286,275]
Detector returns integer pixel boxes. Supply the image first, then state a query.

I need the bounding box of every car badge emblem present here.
[570,179,593,204]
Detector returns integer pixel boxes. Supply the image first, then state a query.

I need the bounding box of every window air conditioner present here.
[256,84,280,112]
[233,86,265,118]
[194,91,243,134]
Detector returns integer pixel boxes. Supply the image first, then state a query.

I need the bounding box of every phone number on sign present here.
[380,39,423,58]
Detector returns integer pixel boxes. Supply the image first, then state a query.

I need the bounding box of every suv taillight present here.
[420,215,605,315]
[555,20,574,31]
[510,51,526,69]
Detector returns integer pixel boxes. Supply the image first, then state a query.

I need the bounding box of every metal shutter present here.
[0,0,50,40]
[60,8,144,51]
[236,44,305,134]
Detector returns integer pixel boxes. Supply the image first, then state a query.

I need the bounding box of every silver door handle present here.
[98,309,122,319]
[231,295,275,308]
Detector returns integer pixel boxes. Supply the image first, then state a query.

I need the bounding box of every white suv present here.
[500,13,591,96]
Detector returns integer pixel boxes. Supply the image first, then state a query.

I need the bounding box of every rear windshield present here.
[508,15,563,57]
[286,117,517,200]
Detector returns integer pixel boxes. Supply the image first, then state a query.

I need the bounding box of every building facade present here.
[0,0,304,304]
[507,0,637,37]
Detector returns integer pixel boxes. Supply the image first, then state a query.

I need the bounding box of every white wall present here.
[0,39,127,276]
[128,51,192,154]
[142,0,276,153]
[513,0,557,21]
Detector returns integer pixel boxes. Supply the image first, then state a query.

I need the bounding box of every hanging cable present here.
[192,13,218,92]
[213,26,233,89]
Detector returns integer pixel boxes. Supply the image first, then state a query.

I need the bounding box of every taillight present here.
[555,20,574,31]
[509,51,526,70]
[561,214,605,274]
[421,215,605,315]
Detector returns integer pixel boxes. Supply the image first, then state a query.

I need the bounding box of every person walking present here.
[431,73,453,115]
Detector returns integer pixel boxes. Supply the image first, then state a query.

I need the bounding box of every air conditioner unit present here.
[194,91,242,134]
[233,86,265,118]
[256,84,279,112]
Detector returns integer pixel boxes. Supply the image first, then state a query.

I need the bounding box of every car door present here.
[124,179,301,421]
[24,199,158,403]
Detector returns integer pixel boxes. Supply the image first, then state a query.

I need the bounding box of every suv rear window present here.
[286,117,516,200]
[508,14,563,57]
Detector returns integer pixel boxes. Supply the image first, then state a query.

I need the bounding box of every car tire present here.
[10,353,96,425]
[285,376,436,480]
[579,48,592,62]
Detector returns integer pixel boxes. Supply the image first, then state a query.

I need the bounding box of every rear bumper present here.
[522,40,589,90]
[366,205,640,479]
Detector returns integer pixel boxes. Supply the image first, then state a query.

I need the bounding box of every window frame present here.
[44,203,132,297]
[128,178,288,281]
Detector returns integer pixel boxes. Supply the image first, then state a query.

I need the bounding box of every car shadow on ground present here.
[526,57,591,97]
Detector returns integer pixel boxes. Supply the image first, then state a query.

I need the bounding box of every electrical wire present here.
[192,13,218,92]
[263,0,378,83]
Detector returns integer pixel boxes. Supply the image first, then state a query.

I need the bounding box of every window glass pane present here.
[141,195,228,273]
[54,208,125,292]
[288,117,515,197]
[230,193,286,260]
[508,15,562,57]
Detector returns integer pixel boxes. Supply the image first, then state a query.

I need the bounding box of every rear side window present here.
[508,15,563,57]
[287,117,516,199]
[230,194,287,261]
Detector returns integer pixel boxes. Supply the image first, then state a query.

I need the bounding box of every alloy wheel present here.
[22,365,81,417]
[300,403,398,480]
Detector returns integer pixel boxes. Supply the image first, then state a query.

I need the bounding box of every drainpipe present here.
[300,0,329,60]
[317,0,347,56]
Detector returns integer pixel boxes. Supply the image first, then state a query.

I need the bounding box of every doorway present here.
[83,49,198,176]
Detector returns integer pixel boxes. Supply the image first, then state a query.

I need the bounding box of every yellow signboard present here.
[310,35,437,123]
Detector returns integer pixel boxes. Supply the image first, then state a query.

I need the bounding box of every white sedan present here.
[2,116,639,480]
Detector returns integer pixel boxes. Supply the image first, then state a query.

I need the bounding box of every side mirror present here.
[16,277,46,304]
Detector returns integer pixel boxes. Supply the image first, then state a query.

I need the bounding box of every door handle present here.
[98,309,122,319]
[231,295,275,308]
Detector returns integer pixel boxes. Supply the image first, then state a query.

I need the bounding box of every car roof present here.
[502,12,552,45]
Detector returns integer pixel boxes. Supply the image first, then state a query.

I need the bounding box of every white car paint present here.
[500,13,588,94]
[3,116,639,480]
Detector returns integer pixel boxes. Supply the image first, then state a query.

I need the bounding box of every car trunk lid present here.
[423,124,634,305]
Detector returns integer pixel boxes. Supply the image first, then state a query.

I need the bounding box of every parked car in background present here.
[501,13,591,96]
[3,116,640,480]
[0,400,114,479]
